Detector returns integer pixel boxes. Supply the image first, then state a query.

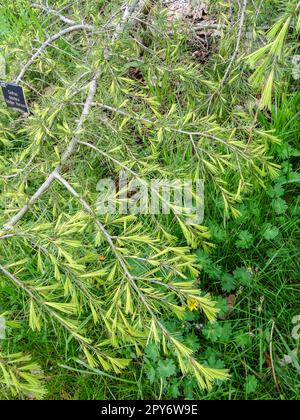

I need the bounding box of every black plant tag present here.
[0,81,29,113]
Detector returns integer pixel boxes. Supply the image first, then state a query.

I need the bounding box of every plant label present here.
[0,82,29,113]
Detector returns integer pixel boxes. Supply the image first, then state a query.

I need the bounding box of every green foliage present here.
[235,231,254,250]
[0,0,299,400]
[246,1,300,109]
[245,375,258,395]
[0,347,46,399]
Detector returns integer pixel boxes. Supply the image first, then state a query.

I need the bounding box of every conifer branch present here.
[16,24,95,84]
[2,0,281,393]
[31,2,90,27]
[220,0,248,87]
[53,173,227,388]
[3,1,146,232]
[54,173,137,285]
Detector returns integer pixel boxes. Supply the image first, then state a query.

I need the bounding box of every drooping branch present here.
[112,0,143,41]
[77,102,249,160]
[31,2,90,27]
[3,70,101,231]
[53,174,182,323]
[2,1,146,232]
[54,172,137,286]
[219,0,248,88]
[207,0,248,112]
[15,24,94,84]
[51,174,227,389]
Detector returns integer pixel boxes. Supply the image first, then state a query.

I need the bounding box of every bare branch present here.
[0,264,37,301]
[105,0,145,58]
[113,0,143,41]
[0,233,15,240]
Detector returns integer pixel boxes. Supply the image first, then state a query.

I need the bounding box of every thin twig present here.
[207,0,248,112]
[79,140,138,177]
[0,233,15,240]
[112,0,142,41]
[3,70,101,231]
[1,154,36,180]
[0,264,109,360]
[220,0,248,86]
